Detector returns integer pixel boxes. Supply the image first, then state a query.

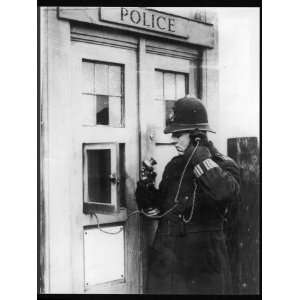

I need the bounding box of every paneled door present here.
[138,43,200,287]
[68,40,140,294]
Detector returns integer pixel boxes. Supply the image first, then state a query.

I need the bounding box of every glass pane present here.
[96,95,109,125]
[95,64,108,95]
[108,65,122,96]
[176,74,186,99]
[87,149,111,204]
[82,94,96,125]
[82,61,94,94]
[155,71,163,100]
[165,100,176,126]
[109,96,122,127]
[164,72,176,100]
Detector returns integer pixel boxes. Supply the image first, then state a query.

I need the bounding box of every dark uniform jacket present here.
[145,143,240,294]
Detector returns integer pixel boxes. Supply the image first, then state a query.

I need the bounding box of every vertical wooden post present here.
[45,8,73,292]
[137,37,145,294]
[194,9,220,145]
[227,137,260,294]
[40,6,49,294]
[137,37,159,293]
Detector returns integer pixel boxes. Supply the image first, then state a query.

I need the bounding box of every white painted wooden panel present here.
[149,53,191,74]
[81,94,96,125]
[84,226,125,286]
[152,100,165,129]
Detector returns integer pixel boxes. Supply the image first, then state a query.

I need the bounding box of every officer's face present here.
[171,132,191,155]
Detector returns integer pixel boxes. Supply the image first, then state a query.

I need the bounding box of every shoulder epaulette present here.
[214,152,232,161]
[214,153,240,170]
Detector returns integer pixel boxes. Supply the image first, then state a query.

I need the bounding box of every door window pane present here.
[87,149,111,204]
[96,95,109,125]
[82,94,96,125]
[155,71,164,100]
[82,61,94,94]
[108,65,122,96]
[164,73,176,100]
[109,96,122,127]
[95,64,108,95]
[153,100,165,128]
[176,74,186,99]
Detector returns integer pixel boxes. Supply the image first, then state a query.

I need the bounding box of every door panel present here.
[139,51,200,289]
[69,41,140,293]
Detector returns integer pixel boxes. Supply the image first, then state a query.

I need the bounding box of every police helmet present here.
[164,96,215,134]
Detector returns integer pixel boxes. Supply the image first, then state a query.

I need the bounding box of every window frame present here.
[154,68,189,101]
[81,59,125,128]
[82,143,119,214]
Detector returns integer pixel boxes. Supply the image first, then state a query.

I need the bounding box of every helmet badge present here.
[168,110,175,122]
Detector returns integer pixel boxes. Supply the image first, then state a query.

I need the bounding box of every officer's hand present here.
[135,181,157,210]
[184,142,211,167]
[135,181,149,210]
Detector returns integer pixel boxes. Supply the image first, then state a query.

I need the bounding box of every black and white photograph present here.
[38,5,261,295]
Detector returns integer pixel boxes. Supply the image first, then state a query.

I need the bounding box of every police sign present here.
[100,7,189,39]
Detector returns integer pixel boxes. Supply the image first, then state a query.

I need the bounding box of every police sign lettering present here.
[100,7,188,39]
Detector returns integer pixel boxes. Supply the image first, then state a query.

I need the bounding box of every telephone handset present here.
[140,158,157,186]
[138,158,160,216]
[189,129,209,147]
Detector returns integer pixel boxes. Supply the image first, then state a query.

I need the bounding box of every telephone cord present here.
[93,141,200,231]
[128,140,200,220]
[93,213,124,235]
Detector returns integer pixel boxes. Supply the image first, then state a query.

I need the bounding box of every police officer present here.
[136,96,241,294]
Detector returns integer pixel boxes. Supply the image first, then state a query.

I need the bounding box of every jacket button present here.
[185,196,189,200]
[178,214,182,218]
